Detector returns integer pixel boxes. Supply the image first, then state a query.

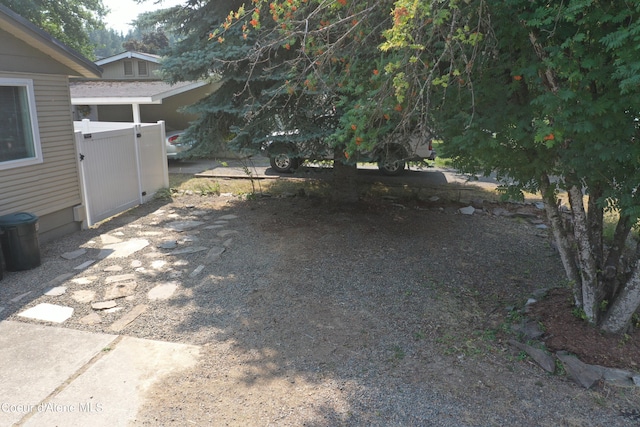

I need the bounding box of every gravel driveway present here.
[1,192,638,426]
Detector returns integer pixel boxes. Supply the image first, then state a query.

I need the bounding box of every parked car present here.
[262,132,436,175]
[165,130,194,159]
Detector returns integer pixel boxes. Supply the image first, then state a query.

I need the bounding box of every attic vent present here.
[138,61,148,76]
[123,60,133,76]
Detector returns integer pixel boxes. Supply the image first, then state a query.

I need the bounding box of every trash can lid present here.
[0,212,38,227]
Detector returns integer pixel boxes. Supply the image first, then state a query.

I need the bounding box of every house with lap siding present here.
[70,51,221,133]
[0,5,102,242]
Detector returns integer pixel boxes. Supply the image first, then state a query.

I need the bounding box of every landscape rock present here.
[556,352,602,389]
[459,206,475,215]
[509,340,555,373]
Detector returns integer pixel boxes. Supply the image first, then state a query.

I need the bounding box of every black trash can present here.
[0,212,41,271]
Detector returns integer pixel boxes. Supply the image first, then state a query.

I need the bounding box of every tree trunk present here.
[601,266,640,334]
[540,174,582,306]
[567,185,600,323]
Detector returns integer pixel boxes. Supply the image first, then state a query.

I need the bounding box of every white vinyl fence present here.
[74,120,169,227]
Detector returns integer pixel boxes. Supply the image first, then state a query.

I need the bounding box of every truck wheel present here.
[378,148,406,176]
[269,147,299,173]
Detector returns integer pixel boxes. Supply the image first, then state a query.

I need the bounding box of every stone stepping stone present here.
[204,225,224,230]
[100,234,123,244]
[104,265,123,272]
[142,231,163,236]
[74,260,96,270]
[101,239,150,259]
[174,259,189,267]
[61,248,87,260]
[170,246,208,255]
[18,303,73,323]
[179,235,199,243]
[71,276,97,285]
[44,286,67,297]
[223,238,234,247]
[218,214,238,220]
[189,265,205,278]
[104,281,137,300]
[109,304,148,332]
[205,247,225,261]
[151,260,167,270]
[105,307,124,314]
[217,230,239,238]
[71,290,96,303]
[147,282,178,300]
[106,273,135,284]
[213,220,228,225]
[165,220,204,232]
[131,260,143,268]
[92,300,117,310]
[168,271,183,279]
[79,312,102,325]
[157,240,178,249]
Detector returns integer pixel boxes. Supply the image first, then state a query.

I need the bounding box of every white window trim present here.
[0,78,43,171]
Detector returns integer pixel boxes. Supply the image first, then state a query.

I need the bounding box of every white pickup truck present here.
[263,133,437,176]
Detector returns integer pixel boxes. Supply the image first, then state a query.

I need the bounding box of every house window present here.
[123,60,133,76]
[0,78,42,170]
[138,61,148,76]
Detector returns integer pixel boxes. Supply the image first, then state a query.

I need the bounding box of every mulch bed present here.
[528,287,640,372]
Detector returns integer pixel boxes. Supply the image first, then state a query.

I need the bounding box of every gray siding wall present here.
[100,60,162,80]
[0,31,77,76]
[0,71,82,240]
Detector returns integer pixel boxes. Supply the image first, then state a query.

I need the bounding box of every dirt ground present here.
[118,184,640,426]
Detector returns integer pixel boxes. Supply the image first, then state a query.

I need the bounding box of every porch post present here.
[132,103,141,123]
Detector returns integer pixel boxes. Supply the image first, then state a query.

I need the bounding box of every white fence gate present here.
[74,120,169,227]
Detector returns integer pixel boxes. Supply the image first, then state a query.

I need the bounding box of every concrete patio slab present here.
[0,321,117,426]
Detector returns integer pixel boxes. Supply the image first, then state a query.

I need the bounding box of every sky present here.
[102,0,184,34]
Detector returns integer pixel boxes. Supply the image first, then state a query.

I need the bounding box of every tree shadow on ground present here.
[128,184,638,426]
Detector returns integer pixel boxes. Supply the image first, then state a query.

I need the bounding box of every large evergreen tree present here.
[161,0,640,334]
[1,0,107,59]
